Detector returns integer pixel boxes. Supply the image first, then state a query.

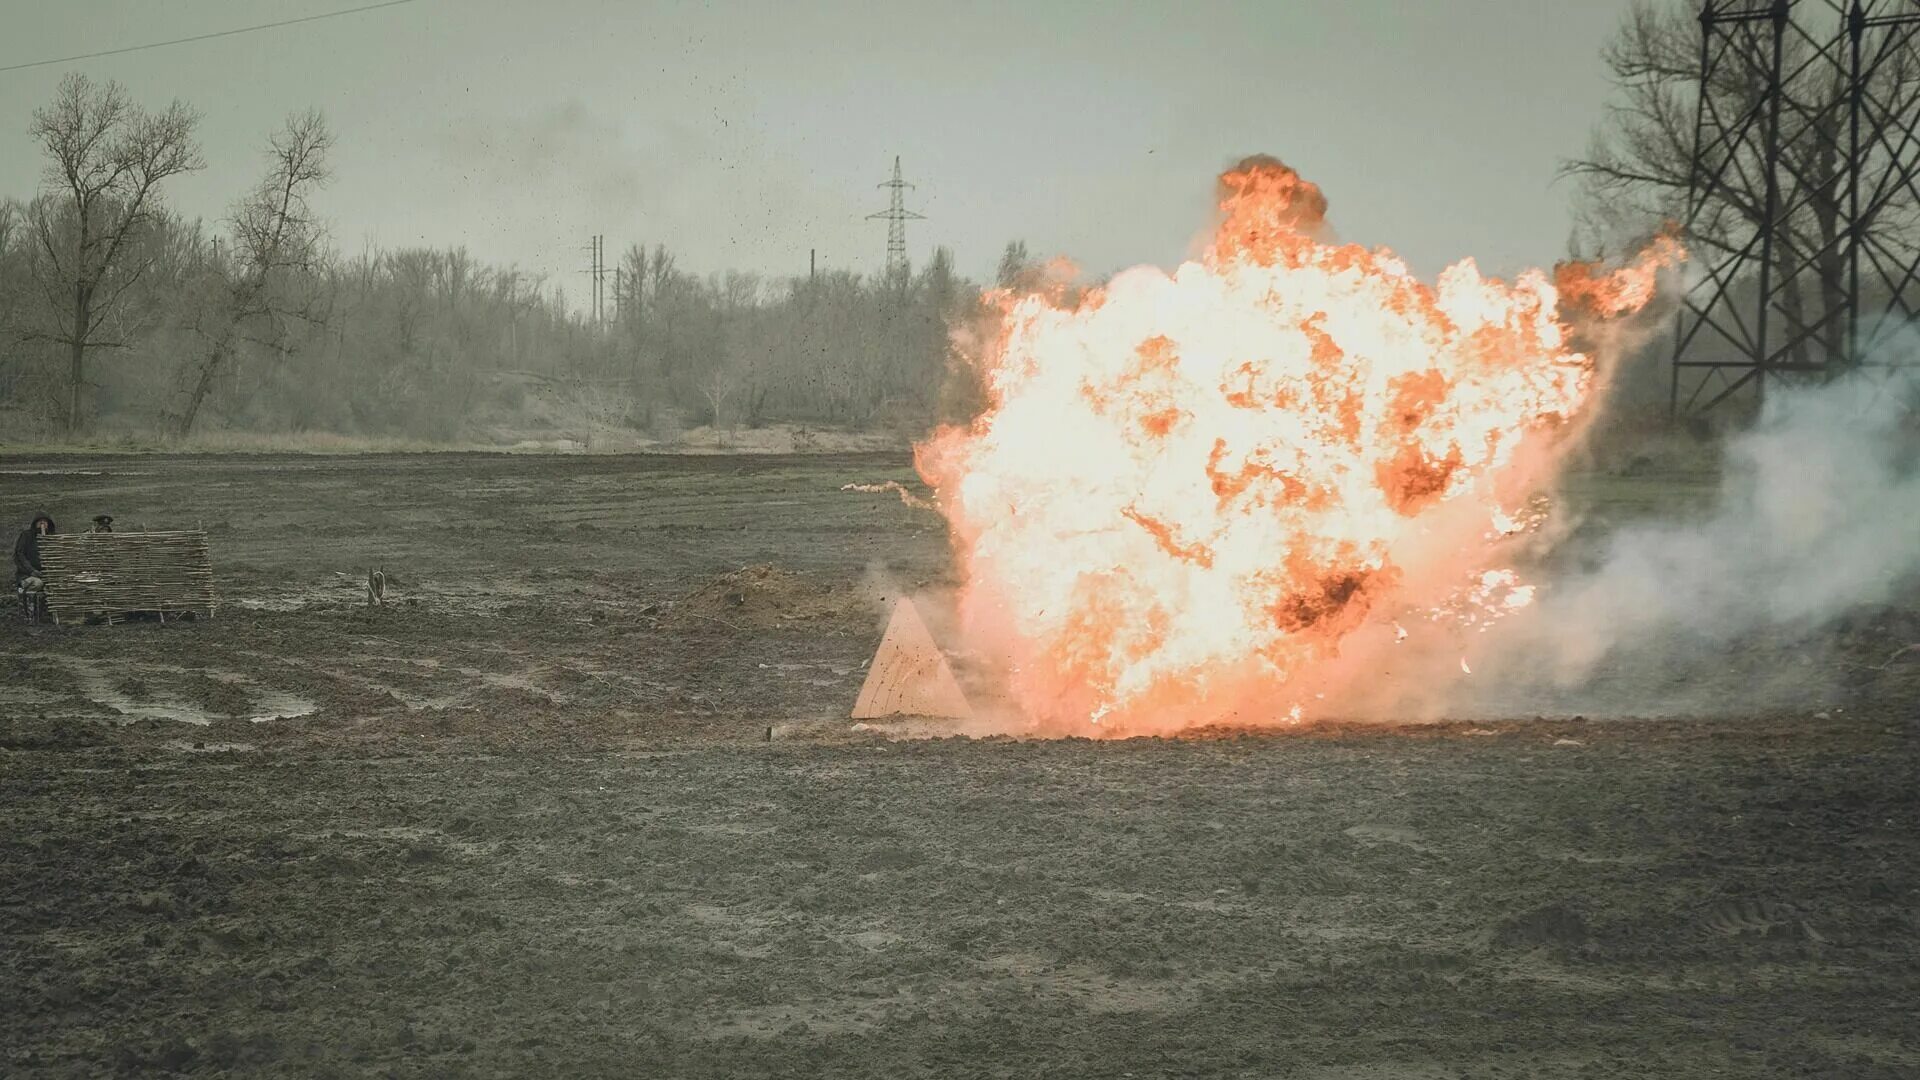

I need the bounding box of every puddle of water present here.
[58,658,317,726]
[248,690,317,723]
[161,740,257,753]
[65,663,217,726]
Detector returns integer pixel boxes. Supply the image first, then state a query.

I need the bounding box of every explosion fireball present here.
[916,156,1678,736]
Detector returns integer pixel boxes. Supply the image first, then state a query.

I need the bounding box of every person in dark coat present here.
[14,513,55,621]
[13,512,54,584]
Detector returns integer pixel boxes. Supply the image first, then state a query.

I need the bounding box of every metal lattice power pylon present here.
[866,156,925,276]
[1671,0,1920,415]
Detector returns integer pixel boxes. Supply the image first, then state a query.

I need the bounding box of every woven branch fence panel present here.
[38,531,216,624]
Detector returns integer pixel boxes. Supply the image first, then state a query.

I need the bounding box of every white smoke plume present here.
[1476,373,1920,716]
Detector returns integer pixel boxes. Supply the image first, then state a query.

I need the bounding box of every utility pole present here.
[581,234,606,326]
[866,156,925,276]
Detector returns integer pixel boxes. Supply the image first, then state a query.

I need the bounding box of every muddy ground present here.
[2,452,1917,1078]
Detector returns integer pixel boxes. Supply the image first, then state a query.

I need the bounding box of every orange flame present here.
[1554,232,1684,317]
[918,157,1678,735]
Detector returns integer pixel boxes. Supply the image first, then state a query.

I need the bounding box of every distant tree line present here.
[0,75,1013,443]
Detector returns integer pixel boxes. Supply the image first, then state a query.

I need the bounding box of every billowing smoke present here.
[1472,374,1920,716]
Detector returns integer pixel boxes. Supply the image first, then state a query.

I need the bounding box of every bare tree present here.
[1565,2,1920,371]
[618,243,648,323]
[699,361,742,430]
[27,73,202,432]
[177,110,334,436]
[0,200,19,258]
[0,199,28,406]
[995,239,1032,289]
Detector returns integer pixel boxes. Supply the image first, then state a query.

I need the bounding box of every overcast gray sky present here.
[0,0,1637,294]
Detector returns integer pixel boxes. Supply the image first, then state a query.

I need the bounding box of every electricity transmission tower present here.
[1670,0,1920,415]
[867,156,925,276]
[582,234,609,326]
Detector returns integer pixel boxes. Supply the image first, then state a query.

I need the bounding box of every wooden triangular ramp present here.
[851,597,973,719]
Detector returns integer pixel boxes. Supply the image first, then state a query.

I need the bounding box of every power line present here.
[0,0,423,74]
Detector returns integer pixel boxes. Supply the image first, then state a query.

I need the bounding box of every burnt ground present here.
[1,452,1917,1078]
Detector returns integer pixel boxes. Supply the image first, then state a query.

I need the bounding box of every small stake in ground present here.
[851,597,972,720]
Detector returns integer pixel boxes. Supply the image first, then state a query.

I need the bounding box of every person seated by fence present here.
[89,514,113,534]
[13,512,55,622]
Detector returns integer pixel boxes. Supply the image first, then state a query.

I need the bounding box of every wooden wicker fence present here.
[37,531,216,624]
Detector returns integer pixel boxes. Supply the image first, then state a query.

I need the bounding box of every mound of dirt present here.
[657,564,869,631]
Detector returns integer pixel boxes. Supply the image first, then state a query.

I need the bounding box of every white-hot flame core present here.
[917,157,1677,736]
